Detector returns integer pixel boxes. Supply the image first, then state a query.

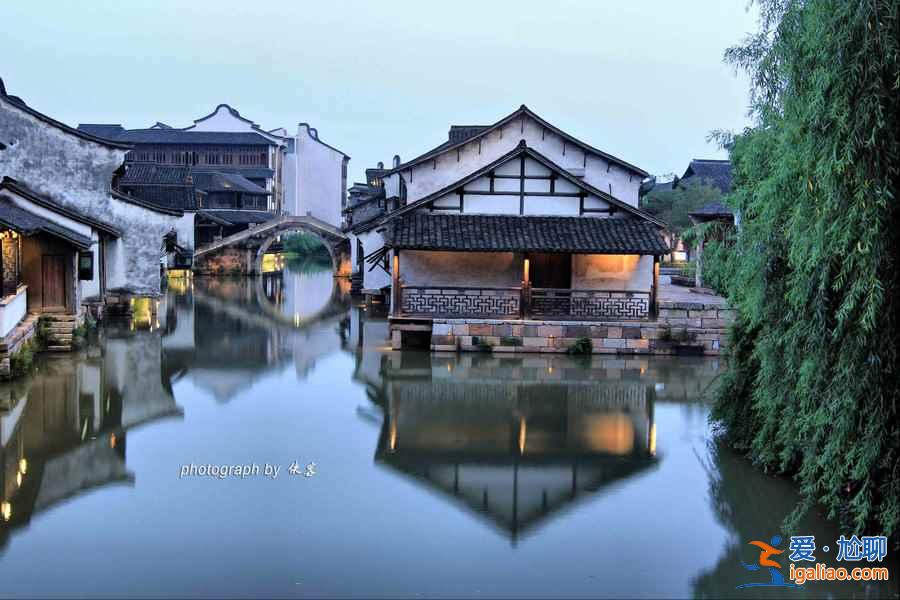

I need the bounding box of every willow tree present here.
[712,0,900,536]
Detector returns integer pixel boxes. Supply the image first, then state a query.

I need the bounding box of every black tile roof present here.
[77,124,126,138]
[118,184,197,211]
[0,198,92,249]
[681,159,732,193]
[689,201,734,218]
[192,167,274,180]
[190,172,270,195]
[387,214,669,255]
[196,210,275,226]
[0,177,122,236]
[75,125,277,146]
[121,164,193,186]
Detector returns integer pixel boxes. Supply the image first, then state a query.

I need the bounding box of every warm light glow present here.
[293,313,301,327]
[581,414,635,455]
[261,253,283,273]
[16,472,22,487]
[523,258,530,284]
[649,424,657,456]
[518,416,527,455]
[131,297,153,330]
[547,366,553,374]
[1,501,11,521]
[18,458,26,474]
[389,421,397,452]
[110,433,117,449]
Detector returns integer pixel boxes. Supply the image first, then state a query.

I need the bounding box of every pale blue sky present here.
[0,1,756,184]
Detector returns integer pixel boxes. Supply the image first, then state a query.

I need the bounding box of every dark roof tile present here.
[387,214,669,255]
[0,198,93,249]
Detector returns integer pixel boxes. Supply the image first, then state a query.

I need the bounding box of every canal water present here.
[0,257,896,598]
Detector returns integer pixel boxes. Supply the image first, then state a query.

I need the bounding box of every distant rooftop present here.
[681,159,732,194]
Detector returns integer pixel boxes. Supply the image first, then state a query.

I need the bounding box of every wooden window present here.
[78,251,94,281]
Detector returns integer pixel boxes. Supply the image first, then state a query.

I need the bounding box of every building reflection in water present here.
[0,325,181,551]
[370,350,660,542]
[160,262,352,402]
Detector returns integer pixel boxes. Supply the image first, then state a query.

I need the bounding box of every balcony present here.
[399,285,651,321]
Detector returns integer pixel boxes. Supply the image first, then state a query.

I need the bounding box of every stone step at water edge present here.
[44,345,72,352]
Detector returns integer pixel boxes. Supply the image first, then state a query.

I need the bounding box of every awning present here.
[0,199,93,249]
[386,213,669,255]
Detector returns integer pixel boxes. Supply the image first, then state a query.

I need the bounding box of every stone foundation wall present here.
[193,247,254,276]
[0,314,37,379]
[391,301,736,356]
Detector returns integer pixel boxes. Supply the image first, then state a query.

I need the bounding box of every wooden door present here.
[41,255,67,311]
[530,253,572,289]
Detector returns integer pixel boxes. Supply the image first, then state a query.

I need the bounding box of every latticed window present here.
[0,230,22,297]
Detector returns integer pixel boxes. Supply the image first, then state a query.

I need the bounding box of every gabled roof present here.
[77,123,127,139]
[187,103,259,129]
[102,128,277,146]
[385,105,648,177]
[0,198,93,249]
[0,78,131,150]
[681,159,732,194]
[688,201,735,222]
[0,177,122,237]
[382,141,665,228]
[387,213,669,255]
[110,188,184,216]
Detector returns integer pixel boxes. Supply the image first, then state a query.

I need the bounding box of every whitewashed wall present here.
[400,251,522,288]
[286,124,347,228]
[384,114,643,208]
[354,229,392,290]
[428,156,617,217]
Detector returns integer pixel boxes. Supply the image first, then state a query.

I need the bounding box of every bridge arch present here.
[254,228,350,278]
[193,215,350,277]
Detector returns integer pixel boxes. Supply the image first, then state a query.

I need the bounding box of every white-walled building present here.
[347,105,667,327]
[79,105,349,253]
[0,77,182,374]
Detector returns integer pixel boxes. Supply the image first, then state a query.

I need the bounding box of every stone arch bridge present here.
[192,215,350,276]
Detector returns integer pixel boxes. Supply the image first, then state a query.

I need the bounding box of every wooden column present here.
[651,255,660,318]
[521,257,531,319]
[391,250,400,316]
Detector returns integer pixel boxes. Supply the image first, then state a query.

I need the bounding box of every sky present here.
[0,1,758,185]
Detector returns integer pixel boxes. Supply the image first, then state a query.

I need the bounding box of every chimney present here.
[392,155,401,168]
[377,161,384,169]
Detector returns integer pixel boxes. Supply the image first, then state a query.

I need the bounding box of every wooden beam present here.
[651,255,660,318]
[391,251,401,316]
[519,156,525,215]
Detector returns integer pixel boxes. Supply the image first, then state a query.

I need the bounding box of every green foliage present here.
[712,0,900,536]
[9,340,35,377]
[659,326,698,344]
[283,233,330,258]
[500,336,523,347]
[567,336,593,355]
[472,337,494,353]
[641,180,723,235]
[34,316,51,349]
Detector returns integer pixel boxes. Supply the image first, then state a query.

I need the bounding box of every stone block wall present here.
[393,301,736,356]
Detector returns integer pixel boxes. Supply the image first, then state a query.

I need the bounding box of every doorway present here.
[529,253,572,289]
[41,254,67,312]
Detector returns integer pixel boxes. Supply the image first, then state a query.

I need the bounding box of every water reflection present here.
[372,352,661,542]
[0,263,895,598]
[0,326,179,551]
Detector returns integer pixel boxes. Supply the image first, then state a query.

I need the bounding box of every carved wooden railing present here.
[400,286,521,318]
[529,288,651,320]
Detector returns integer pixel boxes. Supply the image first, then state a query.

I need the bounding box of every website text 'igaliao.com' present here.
[736,534,890,589]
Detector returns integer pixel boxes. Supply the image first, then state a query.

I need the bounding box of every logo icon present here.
[737,535,800,589]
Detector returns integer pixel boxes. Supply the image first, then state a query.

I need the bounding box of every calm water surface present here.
[0,259,896,599]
